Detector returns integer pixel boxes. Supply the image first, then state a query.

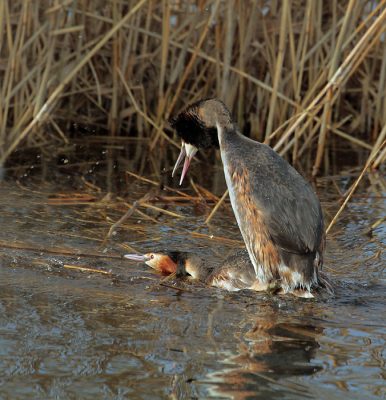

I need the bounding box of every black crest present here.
[166,251,190,276]
[169,99,219,149]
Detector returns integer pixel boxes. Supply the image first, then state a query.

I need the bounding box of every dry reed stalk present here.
[102,189,158,246]
[371,122,386,168]
[116,67,178,148]
[265,0,289,142]
[62,264,112,274]
[109,0,119,140]
[158,0,171,115]
[273,6,386,155]
[194,184,230,209]
[204,188,228,225]
[1,0,386,178]
[189,178,206,204]
[361,215,386,236]
[326,138,386,234]
[125,170,211,209]
[221,0,234,101]
[149,0,221,151]
[140,202,184,218]
[0,240,123,259]
[0,0,148,164]
[311,0,357,177]
[189,231,244,245]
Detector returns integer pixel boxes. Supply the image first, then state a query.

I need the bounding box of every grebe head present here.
[124,251,189,276]
[170,99,233,184]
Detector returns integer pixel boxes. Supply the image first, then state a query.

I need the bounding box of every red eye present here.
[150,254,155,259]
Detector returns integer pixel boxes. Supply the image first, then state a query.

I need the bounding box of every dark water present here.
[1,167,386,399]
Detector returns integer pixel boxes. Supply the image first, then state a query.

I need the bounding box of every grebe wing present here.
[248,156,324,255]
[224,138,324,256]
[211,250,257,290]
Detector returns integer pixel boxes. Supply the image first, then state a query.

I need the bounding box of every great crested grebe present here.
[124,249,334,297]
[168,98,332,297]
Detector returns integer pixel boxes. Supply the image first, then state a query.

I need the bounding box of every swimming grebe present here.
[169,99,329,296]
[124,249,334,297]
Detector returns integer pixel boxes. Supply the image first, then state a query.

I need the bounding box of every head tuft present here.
[166,251,191,276]
[169,99,220,149]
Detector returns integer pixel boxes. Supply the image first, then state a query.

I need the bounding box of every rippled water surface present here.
[1,168,386,399]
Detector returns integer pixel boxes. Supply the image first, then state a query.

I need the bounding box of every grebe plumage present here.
[169,99,329,296]
[124,249,334,297]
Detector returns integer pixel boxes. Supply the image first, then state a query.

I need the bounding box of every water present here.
[0,168,386,399]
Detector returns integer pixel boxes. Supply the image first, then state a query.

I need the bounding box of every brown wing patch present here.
[230,166,281,283]
[184,259,200,278]
[315,229,326,271]
[196,106,204,118]
[250,280,268,291]
[229,166,322,291]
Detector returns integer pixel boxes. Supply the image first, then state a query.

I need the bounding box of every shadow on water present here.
[1,158,386,399]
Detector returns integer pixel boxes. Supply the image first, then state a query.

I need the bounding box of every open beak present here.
[124,254,150,262]
[172,141,198,185]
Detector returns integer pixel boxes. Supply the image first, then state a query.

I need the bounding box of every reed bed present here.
[1,0,386,174]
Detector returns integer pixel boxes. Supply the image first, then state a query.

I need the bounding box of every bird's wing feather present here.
[211,251,257,290]
[232,140,324,255]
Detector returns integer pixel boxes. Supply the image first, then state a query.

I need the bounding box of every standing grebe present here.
[169,99,329,296]
[124,249,334,297]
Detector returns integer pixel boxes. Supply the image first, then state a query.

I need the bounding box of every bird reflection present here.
[203,315,323,399]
